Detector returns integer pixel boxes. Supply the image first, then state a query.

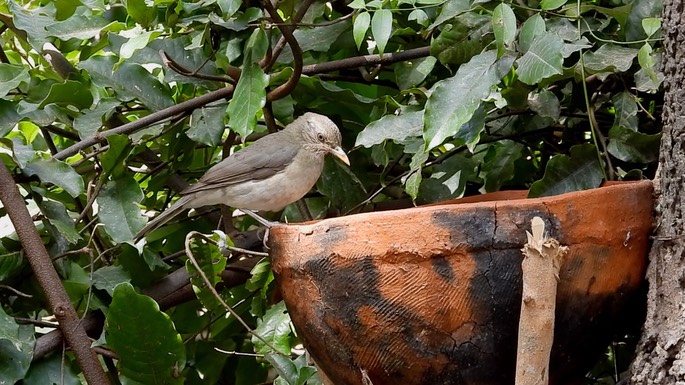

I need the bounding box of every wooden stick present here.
[515,217,568,385]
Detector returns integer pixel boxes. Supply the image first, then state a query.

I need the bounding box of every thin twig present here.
[184,231,283,354]
[0,285,33,298]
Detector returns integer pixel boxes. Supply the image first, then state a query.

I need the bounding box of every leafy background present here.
[0,0,663,383]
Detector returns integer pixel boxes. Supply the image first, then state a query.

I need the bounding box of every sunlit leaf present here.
[371,9,392,54]
[356,111,423,147]
[353,11,371,49]
[227,29,269,138]
[424,50,513,150]
[96,176,146,243]
[515,32,563,85]
[0,64,30,99]
[23,158,84,198]
[252,301,293,355]
[492,3,516,56]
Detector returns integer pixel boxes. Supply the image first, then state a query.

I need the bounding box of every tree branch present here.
[264,0,303,102]
[302,46,431,75]
[0,163,111,385]
[53,85,235,160]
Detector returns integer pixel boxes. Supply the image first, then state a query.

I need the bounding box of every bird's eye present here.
[317,133,325,141]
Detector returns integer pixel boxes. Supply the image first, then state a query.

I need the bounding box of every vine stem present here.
[577,0,609,181]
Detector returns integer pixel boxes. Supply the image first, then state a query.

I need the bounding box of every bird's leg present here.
[241,209,279,228]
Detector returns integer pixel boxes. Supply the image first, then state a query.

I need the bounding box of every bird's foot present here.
[241,209,279,228]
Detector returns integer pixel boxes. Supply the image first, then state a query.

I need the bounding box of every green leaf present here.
[519,14,545,53]
[92,265,132,296]
[0,252,24,282]
[419,155,478,202]
[492,3,516,56]
[0,306,20,350]
[528,144,604,197]
[404,144,429,200]
[119,30,162,61]
[429,0,471,30]
[23,158,84,198]
[430,13,492,65]
[23,354,80,385]
[45,14,114,41]
[265,354,299,385]
[80,55,174,111]
[481,140,523,192]
[638,43,658,85]
[611,92,638,131]
[8,1,56,48]
[371,9,392,54]
[356,110,423,147]
[278,22,351,63]
[625,0,661,41]
[353,12,371,49]
[642,17,661,37]
[608,126,661,163]
[408,9,429,26]
[394,56,437,90]
[96,175,146,243]
[424,50,513,150]
[252,301,292,355]
[188,103,226,147]
[227,29,269,138]
[317,157,367,213]
[0,305,34,384]
[0,100,20,137]
[101,134,132,178]
[583,44,639,73]
[73,98,121,139]
[0,64,30,99]
[528,89,560,120]
[106,283,185,385]
[541,0,567,10]
[185,232,228,313]
[218,0,241,17]
[123,0,156,28]
[39,80,94,109]
[515,32,564,85]
[38,200,81,244]
[245,258,270,291]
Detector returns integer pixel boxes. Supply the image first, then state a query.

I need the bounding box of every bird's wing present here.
[181,135,299,195]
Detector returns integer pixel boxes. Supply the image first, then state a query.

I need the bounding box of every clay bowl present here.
[268,181,653,385]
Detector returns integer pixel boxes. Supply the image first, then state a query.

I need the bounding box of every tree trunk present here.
[629,0,685,382]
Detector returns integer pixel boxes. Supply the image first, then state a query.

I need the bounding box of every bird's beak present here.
[330,146,350,166]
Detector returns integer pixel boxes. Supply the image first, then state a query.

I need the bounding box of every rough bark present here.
[629,0,685,382]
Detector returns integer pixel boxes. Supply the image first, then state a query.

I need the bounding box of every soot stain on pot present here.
[303,255,467,379]
[432,208,496,249]
[431,257,455,283]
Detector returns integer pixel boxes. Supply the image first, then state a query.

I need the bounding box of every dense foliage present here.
[0,0,663,383]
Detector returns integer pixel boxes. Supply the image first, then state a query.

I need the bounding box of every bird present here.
[135,112,349,241]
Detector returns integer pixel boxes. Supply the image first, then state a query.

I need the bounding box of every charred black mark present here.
[432,208,496,249]
[431,257,455,283]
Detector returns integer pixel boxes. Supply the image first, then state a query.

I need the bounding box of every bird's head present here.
[297,112,350,165]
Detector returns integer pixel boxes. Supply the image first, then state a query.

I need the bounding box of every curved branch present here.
[0,163,111,385]
[264,0,303,102]
[262,0,315,71]
[53,85,235,160]
[302,46,431,75]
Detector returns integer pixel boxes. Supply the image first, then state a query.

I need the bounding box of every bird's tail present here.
[135,196,190,242]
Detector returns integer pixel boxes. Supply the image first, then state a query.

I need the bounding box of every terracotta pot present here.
[268,181,653,385]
